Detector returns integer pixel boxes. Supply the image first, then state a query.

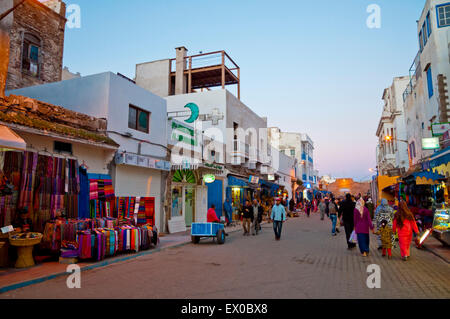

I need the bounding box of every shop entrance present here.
[184,187,195,227]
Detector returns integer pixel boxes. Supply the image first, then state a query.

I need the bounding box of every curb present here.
[0,221,272,294]
[0,240,191,294]
[422,244,450,264]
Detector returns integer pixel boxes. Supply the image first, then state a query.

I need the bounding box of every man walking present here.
[318,198,326,220]
[251,199,263,235]
[242,200,253,236]
[271,198,287,240]
[338,193,356,249]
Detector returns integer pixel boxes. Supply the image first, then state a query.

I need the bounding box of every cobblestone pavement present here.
[1,212,449,299]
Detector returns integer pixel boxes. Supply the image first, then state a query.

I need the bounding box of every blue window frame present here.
[436,3,450,28]
[422,23,427,47]
[419,31,423,52]
[426,12,432,36]
[427,67,434,98]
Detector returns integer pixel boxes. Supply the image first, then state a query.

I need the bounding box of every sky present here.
[62,0,426,181]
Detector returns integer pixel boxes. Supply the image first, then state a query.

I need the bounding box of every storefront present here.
[226,175,252,221]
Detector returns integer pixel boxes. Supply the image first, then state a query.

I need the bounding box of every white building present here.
[376,76,410,175]
[136,47,275,218]
[402,0,450,165]
[7,72,171,232]
[268,127,318,187]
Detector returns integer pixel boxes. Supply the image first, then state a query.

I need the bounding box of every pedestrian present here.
[353,198,374,257]
[251,199,263,235]
[393,200,420,261]
[223,198,233,226]
[366,197,375,219]
[339,193,356,249]
[271,197,287,240]
[289,197,295,213]
[318,198,326,220]
[374,198,395,250]
[328,198,339,236]
[242,200,253,236]
[334,198,340,233]
[305,200,311,217]
[374,219,393,259]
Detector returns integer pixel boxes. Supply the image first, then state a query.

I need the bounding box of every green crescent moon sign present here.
[184,103,199,123]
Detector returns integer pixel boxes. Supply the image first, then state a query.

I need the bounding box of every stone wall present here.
[6,0,66,90]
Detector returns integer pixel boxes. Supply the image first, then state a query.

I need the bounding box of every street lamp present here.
[385,135,408,144]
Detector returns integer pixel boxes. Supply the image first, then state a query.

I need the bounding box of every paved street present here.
[1,212,449,299]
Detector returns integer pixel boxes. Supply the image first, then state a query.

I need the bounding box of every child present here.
[374,219,393,259]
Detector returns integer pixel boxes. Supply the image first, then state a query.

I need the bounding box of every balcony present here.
[169,50,240,98]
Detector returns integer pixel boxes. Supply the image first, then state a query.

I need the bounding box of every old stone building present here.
[1,0,66,90]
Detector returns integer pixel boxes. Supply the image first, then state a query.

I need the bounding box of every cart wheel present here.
[191,236,200,244]
[216,229,225,245]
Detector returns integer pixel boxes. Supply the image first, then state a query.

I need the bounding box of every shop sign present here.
[267,174,275,181]
[203,174,216,183]
[431,123,450,136]
[249,175,259,184]
[203,162,223,170]
[171,121,198,146]
[115,152,170,171]
[422,137,440,150]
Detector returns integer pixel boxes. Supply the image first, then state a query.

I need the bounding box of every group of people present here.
[319,193,420,261]
[209,192,421,261]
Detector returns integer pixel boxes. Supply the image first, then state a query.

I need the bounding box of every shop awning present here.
[424,146,450,177]
[409,171,446,185]
[0,125,26,151]
[227,176,249,188]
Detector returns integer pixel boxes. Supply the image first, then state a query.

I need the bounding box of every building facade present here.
[402,0,450,165]
[268,127,318,187]
[0,0,66,91]
[7,72,171,232]
[376,76,410,175]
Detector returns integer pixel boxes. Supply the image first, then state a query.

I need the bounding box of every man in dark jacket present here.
[242,200,253,236]
[251,199,264,235]
[338,193,356,249]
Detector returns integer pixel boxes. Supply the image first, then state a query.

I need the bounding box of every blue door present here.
[207,179,223,219]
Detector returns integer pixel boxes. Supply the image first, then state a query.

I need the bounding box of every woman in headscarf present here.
[374,198,395,249]
[353,198,374,257]
[393,200,419,261]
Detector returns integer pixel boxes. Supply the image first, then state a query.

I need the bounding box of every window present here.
[422,23,428,47]
[290,149,295,156]
[54,141,73,155]
[426,67,434,98]
[419,31,424,52]
[426,12,432,36]
[128,105,150,133]
[437,4,450,27]
[22,33,41,77]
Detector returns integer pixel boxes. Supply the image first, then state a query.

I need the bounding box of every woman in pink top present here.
[393,200,419,261]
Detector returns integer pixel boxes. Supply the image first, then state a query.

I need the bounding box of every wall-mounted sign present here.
[115,153,170,171]
[431,123,450,136]
[422,137,440,150]
[267,174,275,181]
[203,174,216,184]
[184,103,199,123]
[249,175,260,184]
[171,121,198,146]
